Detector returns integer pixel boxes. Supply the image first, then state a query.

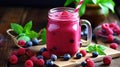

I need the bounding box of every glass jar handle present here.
[81,19,92,46]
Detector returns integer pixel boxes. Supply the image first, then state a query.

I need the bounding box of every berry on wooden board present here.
[9,55,18,64]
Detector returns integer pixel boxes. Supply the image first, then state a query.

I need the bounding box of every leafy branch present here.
[11,21,38,39]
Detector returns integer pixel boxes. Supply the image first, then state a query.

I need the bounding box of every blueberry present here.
[46,59,54,67]
[92,52,99,57]
[37,55,44,59]
[39,47,47,54]
[51,54,57,61]
[76,53,82,59]
[26,41,33,47]
[32,38,39,45]
[63,54,71,61]
[81,61,87,67]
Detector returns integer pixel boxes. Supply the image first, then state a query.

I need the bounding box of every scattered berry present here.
[102,23,109,30]
[92,52,99,57]
[37,55,44,59]
[11,50,18,56]
[17,48,26,56]
[51,54,57,61]
[63,54,71,61]
[9,55,18,64]
[30,56,38,64]
[26,49,35,57]
[42,51,51,59]
[110,43,118,50]
[36,59,45,66]
[26,41,33,47]
[103,56,112,65]
[25,60,33,67]
[18,40,26,47]
[107,34,114,42]
[39,47,47,54]
[46,59,54,67]
[32,38,39,45]
[76,53,82,59]
[81,61,87,67]
[80,50,87,57]
[86,58,95,67]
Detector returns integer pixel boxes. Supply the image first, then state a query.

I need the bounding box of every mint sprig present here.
[86,44,106,55]
[11,21,38,39]
[39,28,46,44]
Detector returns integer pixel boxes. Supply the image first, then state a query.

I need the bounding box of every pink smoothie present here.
[47,9,81,56]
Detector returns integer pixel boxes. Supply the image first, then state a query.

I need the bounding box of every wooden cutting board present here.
[28,43,120,67]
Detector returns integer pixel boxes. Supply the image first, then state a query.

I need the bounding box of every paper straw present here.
[74,0,84,12]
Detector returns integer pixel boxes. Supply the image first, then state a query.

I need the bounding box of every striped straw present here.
[74,0,84,12]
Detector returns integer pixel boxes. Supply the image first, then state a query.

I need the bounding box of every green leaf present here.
[100,1,115,13]
[24,20,32,33]
[79,3,86,17]
[40,28,46,44]
[96,47,106,55]
[97,45,106,50]
[11,23,23,34]
[17,35,30,42]
[92,0,97,4]
[86,44,96,52]
[75,0,80,3]
[64,0,75,6]
[26,31,38,38]
[99,3,109,15]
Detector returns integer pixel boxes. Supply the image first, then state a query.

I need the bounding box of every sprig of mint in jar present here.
[11,21,46,48]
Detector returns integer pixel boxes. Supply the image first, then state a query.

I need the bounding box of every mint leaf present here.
[96,47,106,55]
[11,23,23,34]
[17,35,30,42]
[26,31,38,38]
[86,44,106,55]
[79,3,86,17]
[92,0,97,4]
[64,0,75,6]
[97,45,106,50]
[40,28,46,44]
[24,21,32,33]
[86,44,96,52]
[99,3,109,15]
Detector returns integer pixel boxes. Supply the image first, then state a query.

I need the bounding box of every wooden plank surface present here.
[28,43,120,67]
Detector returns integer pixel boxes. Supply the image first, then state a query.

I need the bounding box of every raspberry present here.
[25,60,33,67]
[101,23,109,30]
[107,34,114,42]
[103,56,112,65]
[36,59,45,66]
[30,56,38,64]
[80,50,87,57]
[18,40,26,47]
[105,28,114,35]
[109,22,117,28]
[9,55,18,64]
[42,51,51,59]
[26,49,35,57]
[110,43,118,50]
[86,58,94,67]
[17,48,26,56]
[11,50,18,56]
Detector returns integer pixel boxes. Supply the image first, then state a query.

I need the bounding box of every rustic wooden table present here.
[0,7,120,67]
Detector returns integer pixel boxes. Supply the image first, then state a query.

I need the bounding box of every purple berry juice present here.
[47,7,81,56]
